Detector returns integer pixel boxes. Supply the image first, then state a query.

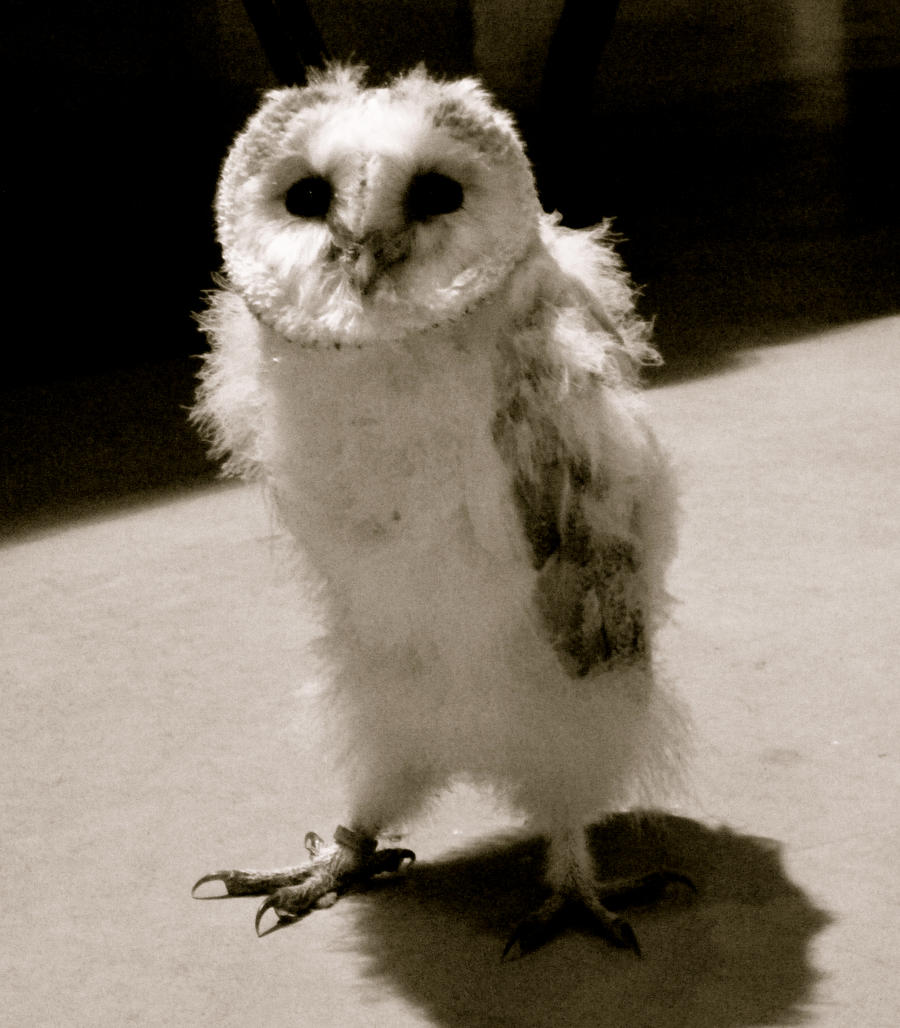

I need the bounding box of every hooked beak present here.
[330,225,410,295]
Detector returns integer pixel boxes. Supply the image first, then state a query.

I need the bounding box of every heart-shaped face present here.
[215,65,542,348]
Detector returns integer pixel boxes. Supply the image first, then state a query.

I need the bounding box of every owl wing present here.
[494,391,649,678]
[493,225,669,678]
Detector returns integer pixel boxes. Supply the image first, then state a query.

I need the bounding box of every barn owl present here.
[191,65,690,956]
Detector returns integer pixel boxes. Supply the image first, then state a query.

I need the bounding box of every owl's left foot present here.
[503,869,694,959]
[191,826,415,935]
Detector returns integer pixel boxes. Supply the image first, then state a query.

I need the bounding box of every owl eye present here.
[284,176,332,219]
[405,172,464,222]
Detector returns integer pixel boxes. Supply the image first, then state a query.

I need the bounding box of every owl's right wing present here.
[492,223,675,679]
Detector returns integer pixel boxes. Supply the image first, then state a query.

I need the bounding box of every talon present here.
[254,894,295,937]
[501,932,519,961]
[372,847,416,875]
[502,918,561,960]
[609,915,641,956]
[501,926,533,961]
[191,871,232,898]
[502,894,570,960]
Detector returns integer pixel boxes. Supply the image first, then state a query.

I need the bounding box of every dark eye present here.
[284,176,332,219]
[405,172,464,222]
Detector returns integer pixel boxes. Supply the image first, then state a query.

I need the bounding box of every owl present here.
[191,65,690,956]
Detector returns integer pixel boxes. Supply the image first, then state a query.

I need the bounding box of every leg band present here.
[334,824,377,858]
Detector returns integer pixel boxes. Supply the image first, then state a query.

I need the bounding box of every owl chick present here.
[191,65,689,956]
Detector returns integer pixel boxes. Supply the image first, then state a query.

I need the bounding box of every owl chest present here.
[267,339,514,560]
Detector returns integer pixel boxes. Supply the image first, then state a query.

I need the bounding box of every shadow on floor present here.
[348,814,830,1027]
[639,222,900,387]
[0,357,217,542]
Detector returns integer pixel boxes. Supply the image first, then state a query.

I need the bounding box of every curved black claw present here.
[252,876,342,936]
[368,847,417,876]
[503,894,572,960]
[594,910,641,956]
[254,892,305,937]
[191,871,233,899]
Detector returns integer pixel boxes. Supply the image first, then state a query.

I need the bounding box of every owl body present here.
[195,66,684,891]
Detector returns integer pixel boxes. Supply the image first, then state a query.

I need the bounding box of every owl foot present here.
[502,869,694,960]
[191,825,415,936]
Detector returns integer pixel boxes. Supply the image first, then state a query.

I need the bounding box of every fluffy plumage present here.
[193,65,687,951]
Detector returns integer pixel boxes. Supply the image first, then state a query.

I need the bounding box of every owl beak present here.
[346,243,379,295]
[332,226,410,296]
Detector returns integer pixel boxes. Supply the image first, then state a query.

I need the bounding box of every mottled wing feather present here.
[534,503,646,677]
[493,365,647,679]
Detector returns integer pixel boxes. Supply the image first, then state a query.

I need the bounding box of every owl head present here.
[215,65,542,347]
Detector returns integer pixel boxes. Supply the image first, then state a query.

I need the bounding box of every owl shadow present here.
[350,813,830,1027]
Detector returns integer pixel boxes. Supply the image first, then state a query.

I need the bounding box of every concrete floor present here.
[3,314,897,1026]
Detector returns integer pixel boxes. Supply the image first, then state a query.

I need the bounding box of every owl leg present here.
[503,825,693,959]
[192,825,415,935]
[191,764,434,933]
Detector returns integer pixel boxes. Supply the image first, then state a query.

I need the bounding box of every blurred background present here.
[2,0,898,535]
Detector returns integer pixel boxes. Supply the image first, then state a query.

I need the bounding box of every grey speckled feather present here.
[492,362,646,678]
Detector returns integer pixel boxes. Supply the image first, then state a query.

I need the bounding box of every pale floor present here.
[3,316,898,1026]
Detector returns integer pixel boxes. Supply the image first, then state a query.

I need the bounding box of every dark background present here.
[2,0,897,535]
